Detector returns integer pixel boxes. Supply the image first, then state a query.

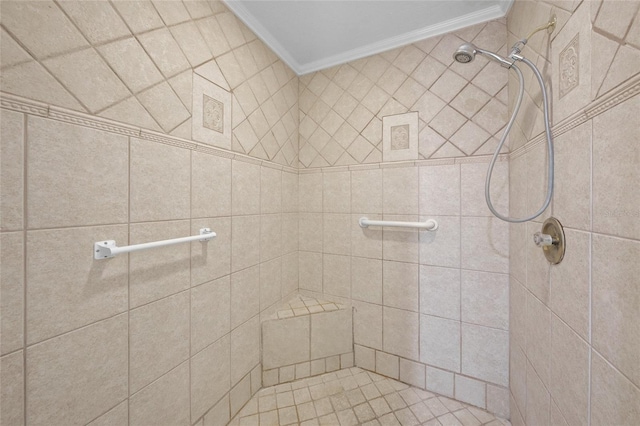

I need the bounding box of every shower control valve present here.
[534,217,566,265]
[533,232,555,247]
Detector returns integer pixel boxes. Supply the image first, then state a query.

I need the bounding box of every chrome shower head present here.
[453,42,513,68]
[453,43,477,63]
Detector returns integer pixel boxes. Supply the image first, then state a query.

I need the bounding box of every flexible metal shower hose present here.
[485,57,554,223]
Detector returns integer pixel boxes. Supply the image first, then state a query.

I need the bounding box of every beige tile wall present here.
[297,19,509,168]
[0,106,299,425]
[0,0,299,167]
[506,1,640,425]
[297,156,511,416]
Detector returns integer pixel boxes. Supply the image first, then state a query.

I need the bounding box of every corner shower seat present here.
[261,294,354,387]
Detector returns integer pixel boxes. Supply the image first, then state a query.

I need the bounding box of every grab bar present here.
[359,217,438,231]
[94,228,216,259]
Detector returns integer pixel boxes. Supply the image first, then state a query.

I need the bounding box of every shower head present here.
[453,42,513,68]
[453,43,476,63]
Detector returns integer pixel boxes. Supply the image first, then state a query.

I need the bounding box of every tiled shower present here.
[0,1,638,426]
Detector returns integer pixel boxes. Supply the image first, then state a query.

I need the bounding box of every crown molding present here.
[225,1,509,76]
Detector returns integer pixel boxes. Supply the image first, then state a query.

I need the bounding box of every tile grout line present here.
[22,108,28,426]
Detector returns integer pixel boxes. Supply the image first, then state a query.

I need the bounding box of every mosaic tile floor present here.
[229,367,511,426]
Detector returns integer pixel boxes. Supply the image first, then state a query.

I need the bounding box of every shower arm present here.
[509,15,557,58]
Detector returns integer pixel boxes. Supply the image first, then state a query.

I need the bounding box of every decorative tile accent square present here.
[382,112,418,162]
[551,3,591,123]
[192,74,231,149]
[559,34,580,99]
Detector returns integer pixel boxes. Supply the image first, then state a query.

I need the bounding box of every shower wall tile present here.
[27,116,129,228]
[549,229,590,339]
[525,361,550,426]
[129,361,190,426]
[382,215,420,262]
[351,257,382,304]
[549,315,589,426]
[231,215,261,272]
[86,400,127,426]
[455,375,486,409]
[260,214,282,261]
[420,215,461,268]
[420,265,461,320]
[353,300,383,350]
[98,37,163,93]
[525,292,551,388]
[60,2,131,43]
[0,1,89,59]
[323,171,351,213]
[26,225,128,344]
[298,19,508,168]
[426,366,454,398]
[323,253,350,298]
[111,1,164,34]
[190,335,231,421]
[419,164,460,216]
[461,270,509,330]
[299,173,323,212]
[1,2,301,422]
[592,234,640,387]
[282,171,299,212]
[552,121,591,231]
[138,28,191,78]
[230,316,260,385]
[590,351,640,426]
[191,217,231,285]
[351,169,383,213]
[130,137,190,222]
[129,220,191,308]
[299,213,323,252]
[461,323,509,387]
[0,232,24,355]
[461,162,509,217]
[0,351,24,425]
[190,276,231,354]
[383,307,419,360]
[593,94,640,241]
[460,217,509,273]
[310,309,353,359]
[383,167,419,214]
[420,315,460,372]
[281,252,299,296]
[351,213,383,259]
[231,265,261,329]
[383,260,419,312]
[281,213,299,254]
[259,257,282,309]
[191,152,232,218]
[261,167,282,214]
[45,48,131,114]
[323,213,351,255]
[26,314,128,426]
[0,109,23,231]
[299,251,323,293]
[129,292,190,393]
[263,315,310,369]
[232,160,261,215]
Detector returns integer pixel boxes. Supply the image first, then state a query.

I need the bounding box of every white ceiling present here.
[224,0,513,75]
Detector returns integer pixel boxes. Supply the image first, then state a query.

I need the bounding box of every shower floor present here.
[228,367,510,426]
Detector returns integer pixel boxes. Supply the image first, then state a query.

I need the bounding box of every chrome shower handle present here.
[533,232,556,247]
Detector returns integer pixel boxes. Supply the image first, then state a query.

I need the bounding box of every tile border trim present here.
[0,92,298,174]
[509,74,640,160]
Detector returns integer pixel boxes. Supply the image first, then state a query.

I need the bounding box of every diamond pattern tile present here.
[297,20,511,168]
[229,368,511,426]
